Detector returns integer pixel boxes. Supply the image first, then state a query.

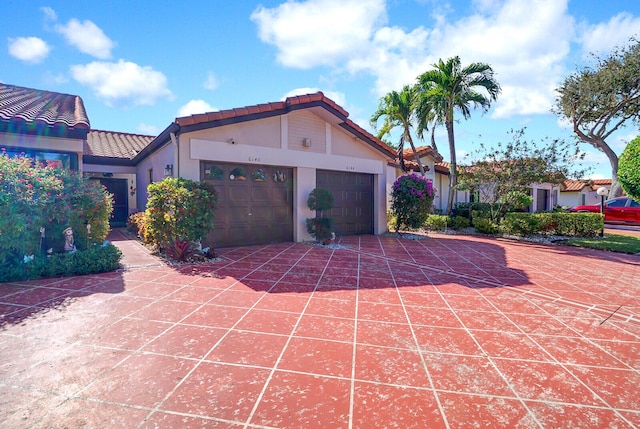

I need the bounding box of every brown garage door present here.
[317,170,374,236]
[202,162,293,247]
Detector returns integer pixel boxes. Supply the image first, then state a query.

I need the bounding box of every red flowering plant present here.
[0,151,113,276]
[390,172,435,232]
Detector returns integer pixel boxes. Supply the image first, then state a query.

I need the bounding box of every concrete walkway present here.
[1,233,639,428]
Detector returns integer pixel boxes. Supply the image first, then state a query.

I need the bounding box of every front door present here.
[91,177,128,227]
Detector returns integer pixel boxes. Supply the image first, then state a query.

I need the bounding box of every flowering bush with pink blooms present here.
[0,150,114,280]
[390,173,435,232]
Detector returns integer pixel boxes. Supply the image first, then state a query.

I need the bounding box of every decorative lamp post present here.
[596,187,609,237]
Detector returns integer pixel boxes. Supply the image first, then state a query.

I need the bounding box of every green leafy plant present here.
[449,215,470,230]
[618,136,640,202]
[473,217,500,234]
[127,212,147,237]
[306,188,334,242]
[501,212,602,237]
[390,173,435,232]
[144,178,218,246]
[424,214,448,231]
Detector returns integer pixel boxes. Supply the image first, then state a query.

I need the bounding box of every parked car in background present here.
[568,196,640,225]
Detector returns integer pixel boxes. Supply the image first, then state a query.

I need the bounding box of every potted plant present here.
[306,188,334,244]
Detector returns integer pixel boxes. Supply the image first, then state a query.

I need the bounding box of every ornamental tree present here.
[618,135,640,201]
[554,37,640,197]
[390,172,435,232]
[457,129,589,221]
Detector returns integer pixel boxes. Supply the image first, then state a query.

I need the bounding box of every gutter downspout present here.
[170,131,179,178]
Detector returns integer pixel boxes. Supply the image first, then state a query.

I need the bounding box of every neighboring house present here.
[400,148,470,213]
[0,83,89,171]
[559,179,613,208]
[2,84,398,247]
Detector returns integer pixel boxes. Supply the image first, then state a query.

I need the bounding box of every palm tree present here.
[370,85,426,175]
[417,56,501,214]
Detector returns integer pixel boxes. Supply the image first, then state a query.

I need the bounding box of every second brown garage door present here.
[317,170,374,236]
[202,162,293,247]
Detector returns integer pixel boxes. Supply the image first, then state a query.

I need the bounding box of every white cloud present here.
[137,123,159,135]
[56,18,114,59]
[40,6,57,22]
[253,0,577,119]
[177,99,217,117]
[203,72,218,90]
[251,0,387,69]
[70,60,172,106]
[8,36,50,63]
[282,87,347,107]
[579,12,640,57]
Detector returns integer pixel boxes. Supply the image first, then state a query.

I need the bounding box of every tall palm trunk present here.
[405,133,426,175]
[445,120,456,214]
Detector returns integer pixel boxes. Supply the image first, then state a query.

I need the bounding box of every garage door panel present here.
[203,162,293,247]
[317,170,373,236]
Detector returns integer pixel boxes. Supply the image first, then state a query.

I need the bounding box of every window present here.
[605,198,627,207]
[2,147,78,169]
[148,168,153,184]
[628,199,640,207]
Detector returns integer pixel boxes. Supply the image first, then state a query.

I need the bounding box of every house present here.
[1,84,398,247]
[401,146,564,213]
[559,179,613,208]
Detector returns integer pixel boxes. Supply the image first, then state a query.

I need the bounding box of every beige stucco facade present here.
[137,109,395,242]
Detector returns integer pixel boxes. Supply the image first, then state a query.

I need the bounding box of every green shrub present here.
[619,136,640,201]
[144,178,218,245]
[1,243,122,282]
[449,216,470,230]
[424,214,448,231]
[391,173,435,231]
[474,217,500,234]
[501,212,602,237]
[127,212,147,238]
[0,151,112,271]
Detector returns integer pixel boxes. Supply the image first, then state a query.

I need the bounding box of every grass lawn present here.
[563,233,640,254]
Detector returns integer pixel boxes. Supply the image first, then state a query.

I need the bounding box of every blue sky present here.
[2,0,639,178]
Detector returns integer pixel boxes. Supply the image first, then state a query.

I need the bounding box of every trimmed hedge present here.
[501,212,603,237]
[1,243,122,283]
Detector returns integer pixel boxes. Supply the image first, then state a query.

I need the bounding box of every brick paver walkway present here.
[1,234,639,428]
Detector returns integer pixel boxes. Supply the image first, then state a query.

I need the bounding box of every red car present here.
[569,196,640,225]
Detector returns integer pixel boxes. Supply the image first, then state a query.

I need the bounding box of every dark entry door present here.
[536,189,549,212]
[202,162,293,247]
[317,170,374,236]
[91,177,128,227]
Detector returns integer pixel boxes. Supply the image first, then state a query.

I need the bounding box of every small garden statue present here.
[63,227,76,252]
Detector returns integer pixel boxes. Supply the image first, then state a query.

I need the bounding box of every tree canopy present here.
[457,129,589,220]
[554,37,640,197]
[417,56,501,214]
[370,85,426,175]
[618,135,640,201]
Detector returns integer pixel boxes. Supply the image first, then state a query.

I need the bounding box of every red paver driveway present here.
[1,233,639,428]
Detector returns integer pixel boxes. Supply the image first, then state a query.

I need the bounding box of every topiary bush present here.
[306,188,334,242]
[144,178,218,246]
[391,173,435,232]
[0,151,113,275]
[618,136,640,202]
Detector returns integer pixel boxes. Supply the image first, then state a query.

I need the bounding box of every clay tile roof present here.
[435,161,450,174]
[84,130,155,159]
[562,179,588,192]
[402,145,444,162]
[174,91,394,158]
[0,83,90,134]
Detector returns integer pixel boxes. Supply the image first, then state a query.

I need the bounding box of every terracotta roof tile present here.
[174,92,394,158]
[84,129,155,159]
[561,178,612,192]
[402,145,444,162]
[435,161,450,174]
[0,83,90,132]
